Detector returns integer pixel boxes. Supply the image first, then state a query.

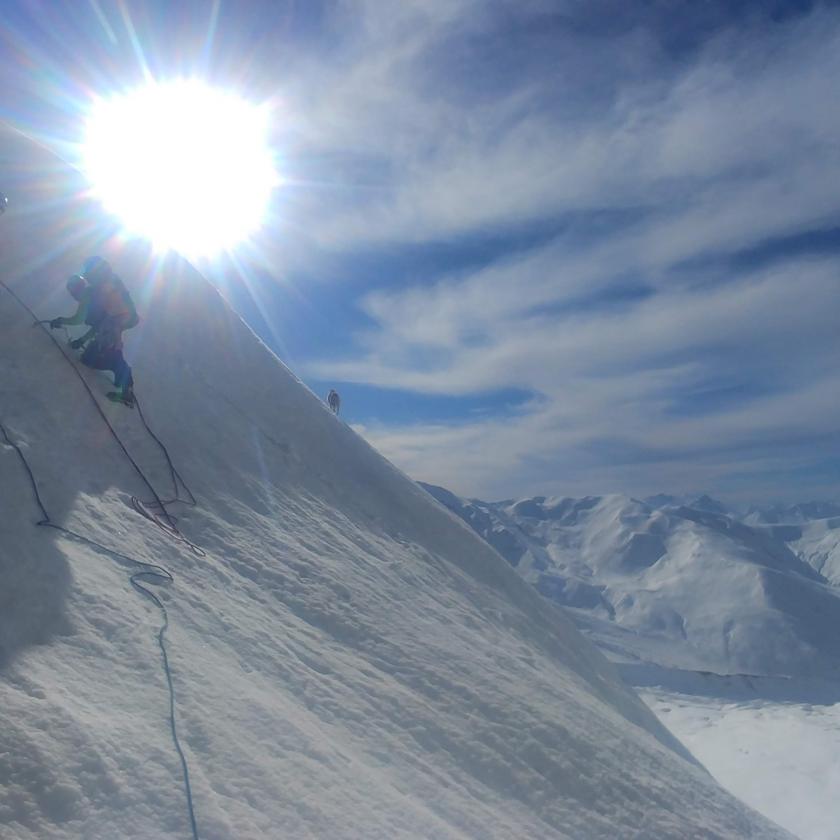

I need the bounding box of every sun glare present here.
[83,80,278,258]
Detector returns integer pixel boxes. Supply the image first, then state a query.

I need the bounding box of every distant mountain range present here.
[420,484,840,679]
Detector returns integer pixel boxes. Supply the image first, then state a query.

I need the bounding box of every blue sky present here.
[2,0,839,504]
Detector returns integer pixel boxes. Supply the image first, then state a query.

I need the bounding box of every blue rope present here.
[130,569,200,840]
[0,419,200,840]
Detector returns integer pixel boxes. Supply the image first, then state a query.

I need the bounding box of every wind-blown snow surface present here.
[0,126,789,839]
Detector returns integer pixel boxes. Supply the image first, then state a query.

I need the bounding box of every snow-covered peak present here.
[746,500,840,525]
[644,493,730,515]
[689,494,730,515]
[505,494,611,524]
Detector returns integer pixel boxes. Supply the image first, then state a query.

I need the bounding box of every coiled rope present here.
[128,397,203,555]
[0,278,204,557]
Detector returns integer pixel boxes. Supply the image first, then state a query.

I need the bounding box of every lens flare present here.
[83,80,278,258]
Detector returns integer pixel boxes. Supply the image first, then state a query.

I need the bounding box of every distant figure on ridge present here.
[50,256,139,406]
[327,389,341,415]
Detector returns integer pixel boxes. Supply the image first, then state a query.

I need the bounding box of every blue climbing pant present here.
[81,342,133,391]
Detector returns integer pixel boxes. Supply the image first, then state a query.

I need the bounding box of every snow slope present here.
[420,485,840,678]
[0,125,789,838]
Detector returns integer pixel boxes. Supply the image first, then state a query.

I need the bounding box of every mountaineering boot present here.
[107,384,135,408]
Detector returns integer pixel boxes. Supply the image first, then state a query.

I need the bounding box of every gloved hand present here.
[70,337,86,350]
[49,318,64,329]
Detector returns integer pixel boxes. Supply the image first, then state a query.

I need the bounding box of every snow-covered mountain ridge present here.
[420,484,840,678]
[0,124,790,838]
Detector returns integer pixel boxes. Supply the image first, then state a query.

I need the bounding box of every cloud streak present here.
[281,4,840,247]
[278,2,840,503]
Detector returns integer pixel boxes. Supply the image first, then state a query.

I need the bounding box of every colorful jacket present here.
[58,277,138,349]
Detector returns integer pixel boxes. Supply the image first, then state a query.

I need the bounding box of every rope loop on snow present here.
[0,419,200,840]
[0,277,203,838]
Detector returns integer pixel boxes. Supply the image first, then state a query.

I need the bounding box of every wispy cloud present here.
[281,2,840,502]
[281,3,840,246]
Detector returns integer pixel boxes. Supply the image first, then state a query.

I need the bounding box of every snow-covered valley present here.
[642,677,840,840]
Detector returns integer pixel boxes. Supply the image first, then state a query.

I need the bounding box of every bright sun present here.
[83,80,278,258]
